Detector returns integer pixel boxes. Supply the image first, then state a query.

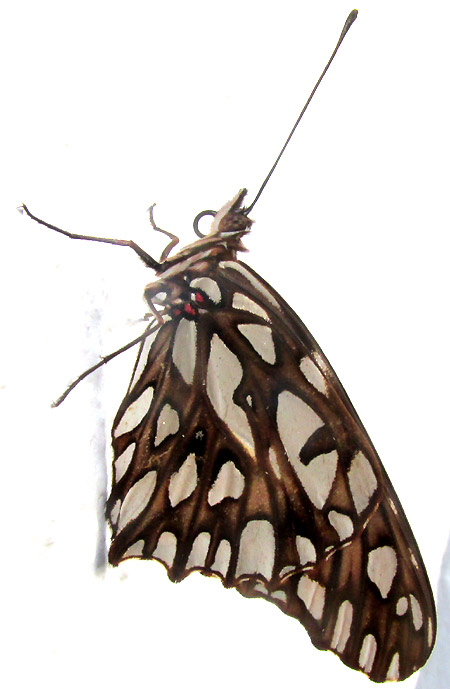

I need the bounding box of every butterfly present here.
[20,9,435,685]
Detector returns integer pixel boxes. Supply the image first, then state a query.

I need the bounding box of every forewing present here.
[107,258,435,682]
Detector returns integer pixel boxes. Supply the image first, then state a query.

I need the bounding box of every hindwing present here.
[107,257,436,682]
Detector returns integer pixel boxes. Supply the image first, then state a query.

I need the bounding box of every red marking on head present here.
[195,292,204,303]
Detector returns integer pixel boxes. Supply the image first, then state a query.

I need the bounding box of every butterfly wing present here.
[107,258,435,682]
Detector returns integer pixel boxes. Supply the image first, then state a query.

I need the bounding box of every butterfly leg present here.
[147,203,179,262]
[19,204,162,270]
[52,323,160,407]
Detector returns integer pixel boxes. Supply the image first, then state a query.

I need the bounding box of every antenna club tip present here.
[342,9,358,37]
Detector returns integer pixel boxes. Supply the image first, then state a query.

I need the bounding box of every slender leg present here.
[19,204,162,271]
[147,203,179,261]
[52,323,160,407]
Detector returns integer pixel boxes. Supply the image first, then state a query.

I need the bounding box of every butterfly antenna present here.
[245,9,358,215]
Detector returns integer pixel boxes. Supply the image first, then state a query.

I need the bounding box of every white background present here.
[1,1,449,688]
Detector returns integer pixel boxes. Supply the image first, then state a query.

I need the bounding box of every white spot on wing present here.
[238,324,276,364]
[410,594,423,630]
[186,532,211,569]
[396,596,408,616]
[297,451,338,510]
[331,600,353,653]
[118,470,157,530]
[172,319,197,384]
[359,634,377,674]
[114,443,136,482]
[129,331,158,389]
[367,546,397,598]
[153,532,177,567]
[211,540,231,577]
[328,511,354,540]
[154,403,179,446]
[300,356,327,394]
[348,451,378,514]
[190,277,221,303]
[169,453,198,507]
[219,261,281,310]
[276,390,324,462]
[428,618,434,647]
[268,447,281,479]
[409,548,419,569]
[236,520,275,580]
[110,500,121,525]
[296,536,316,565]
[280,565,296,578]
[123,540,145,558]
[297,576,325,620]
[207,335,254,453]
[114,387,154,437]
[386,652,400,681]
[232,292,270,321]
[272,591,287,604]
[208,461,245,505]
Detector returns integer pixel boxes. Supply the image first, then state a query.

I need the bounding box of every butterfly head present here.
[208,189,253,236]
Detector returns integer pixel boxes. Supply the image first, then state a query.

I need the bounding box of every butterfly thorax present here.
[145,244,238,321]
[145,190,253,321]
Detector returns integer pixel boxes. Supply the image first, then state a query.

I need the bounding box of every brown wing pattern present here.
[106,257,435,682]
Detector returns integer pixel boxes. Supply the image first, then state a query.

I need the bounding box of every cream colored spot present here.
[277,391,323,459]
[219,261,281,310]
[232,292,270,321]
[236,520,275,580]
[359,634,377,674]
[154,403,179,446]
[328,511,353,540]
[296,536,316,565]
[367,546,397,598]
[277,392,337,508]
[190,277,221,303]
[297,576,326,620]
[123,540,145,558]
[268,447,281,479]
[297,451,338,510]
[238,324,276,364]
[279,565,296,578]
[428,618,434,646]
[410,594,423,630]
[331,600,353,653]
[169,453,198,507]
[254,583,268,595]
[409,548,419,569]
[118,470,157,530]
[172,319,197,384]
[114,386,154,437]
[110,500,121,525]
[114,443,136,482]
[348,451,378,514]
[207,335,254,453]
[386,652,400,681]
[152,532,177,567]
[208,461,245,505]
[211,540,231,577]
[272,591,287,604]
[300,356,327,394]
[396,596,408,616]
[186,532,211,569]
